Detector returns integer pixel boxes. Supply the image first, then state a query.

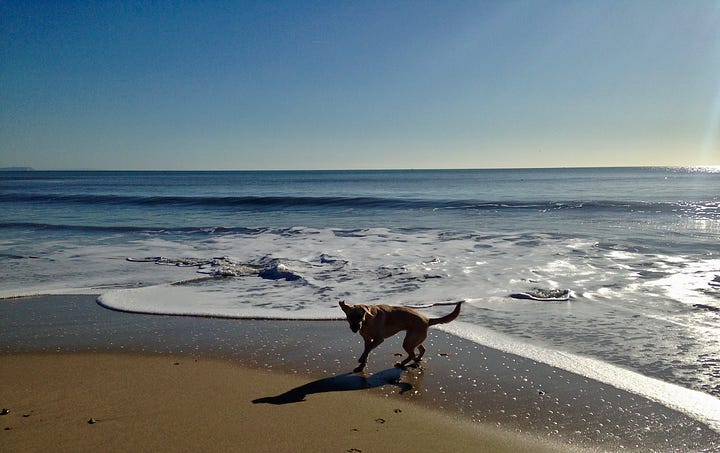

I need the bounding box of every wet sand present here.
[2,295,719,451]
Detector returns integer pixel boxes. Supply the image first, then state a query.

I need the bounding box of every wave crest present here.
[3,192,718,219]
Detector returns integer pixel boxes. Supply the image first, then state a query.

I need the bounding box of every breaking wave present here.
[2,192,718,218]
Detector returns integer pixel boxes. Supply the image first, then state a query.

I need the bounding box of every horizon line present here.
[3,165,720,172]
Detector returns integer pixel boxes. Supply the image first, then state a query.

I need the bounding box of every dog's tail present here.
[428,300,464,326]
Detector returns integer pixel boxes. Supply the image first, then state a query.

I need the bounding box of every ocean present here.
[2,167,720,428]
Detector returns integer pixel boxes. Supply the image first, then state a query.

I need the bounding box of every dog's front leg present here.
[354,337,383,373]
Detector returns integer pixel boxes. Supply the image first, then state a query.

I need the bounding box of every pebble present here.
[0,408,9,416]
[87,418,97,424]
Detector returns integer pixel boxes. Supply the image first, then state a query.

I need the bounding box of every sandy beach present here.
[2,352,566,453]
[2,295,719,452]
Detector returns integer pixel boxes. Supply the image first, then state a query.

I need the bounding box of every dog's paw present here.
[353,365,366,373]
[394,362,406,369]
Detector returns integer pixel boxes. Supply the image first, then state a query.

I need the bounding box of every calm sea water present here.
[2,167,720,427]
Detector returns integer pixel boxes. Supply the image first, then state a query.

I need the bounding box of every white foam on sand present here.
[439,321,720,433]
[97,285,342,320]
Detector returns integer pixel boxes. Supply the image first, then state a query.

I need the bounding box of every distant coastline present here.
[0,167,34,171]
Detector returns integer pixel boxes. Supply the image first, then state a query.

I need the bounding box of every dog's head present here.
[338,300,371,333]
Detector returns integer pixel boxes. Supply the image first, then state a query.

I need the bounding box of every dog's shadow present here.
[252,368,412,405]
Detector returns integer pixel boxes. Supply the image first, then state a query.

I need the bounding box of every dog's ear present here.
[338,300,348,312]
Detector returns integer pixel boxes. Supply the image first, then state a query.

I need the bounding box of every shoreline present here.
[2,295,720,451]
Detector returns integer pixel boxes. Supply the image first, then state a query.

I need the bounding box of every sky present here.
[1,1,719,170]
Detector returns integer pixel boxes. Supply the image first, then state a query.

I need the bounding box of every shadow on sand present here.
[252,368,412,405]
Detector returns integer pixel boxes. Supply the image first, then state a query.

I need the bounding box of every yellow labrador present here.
[339,300,463,372]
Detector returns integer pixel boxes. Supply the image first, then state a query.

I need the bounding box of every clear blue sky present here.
[2,1,719,170]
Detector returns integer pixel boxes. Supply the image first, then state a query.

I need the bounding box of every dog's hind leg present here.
[397,332,426,368]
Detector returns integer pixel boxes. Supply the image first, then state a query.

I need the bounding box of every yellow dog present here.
[339,300,463,372]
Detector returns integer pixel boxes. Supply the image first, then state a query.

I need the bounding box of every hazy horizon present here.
[4,165,720,173]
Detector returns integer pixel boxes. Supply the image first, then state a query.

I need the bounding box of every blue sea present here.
[2,167,720,428]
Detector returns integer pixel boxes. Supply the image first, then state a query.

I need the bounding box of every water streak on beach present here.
[2,167,719,428]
